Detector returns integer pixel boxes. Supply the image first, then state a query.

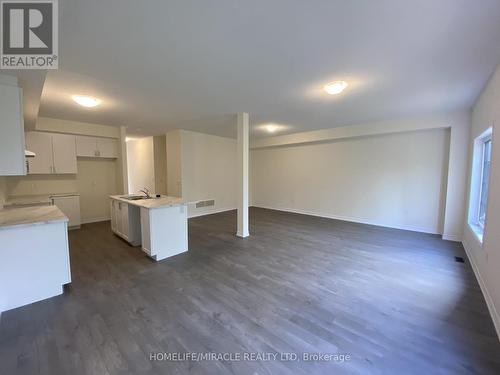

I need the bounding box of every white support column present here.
[237,112,250,238]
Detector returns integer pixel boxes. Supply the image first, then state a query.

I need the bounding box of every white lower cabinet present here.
[110,201,116,232]
[110,198,189,261]
[110,199,141,245]
[0,218,71,312]
[140,207,151,256]
[51,195,81,229]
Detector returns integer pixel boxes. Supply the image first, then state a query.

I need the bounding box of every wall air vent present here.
[195,199,215,208]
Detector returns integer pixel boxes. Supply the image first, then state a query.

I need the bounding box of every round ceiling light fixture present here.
[72,95,101,107]
[266,124,279,133]
[323,81,348,95]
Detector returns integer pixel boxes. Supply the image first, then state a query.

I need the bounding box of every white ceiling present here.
[38,0,500,138]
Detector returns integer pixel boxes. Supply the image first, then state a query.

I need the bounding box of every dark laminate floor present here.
[1,208,500,374]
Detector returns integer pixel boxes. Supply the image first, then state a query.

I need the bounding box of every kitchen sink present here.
[122,195,154,200]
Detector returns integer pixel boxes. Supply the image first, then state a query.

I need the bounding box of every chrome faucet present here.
[139,188,151,198]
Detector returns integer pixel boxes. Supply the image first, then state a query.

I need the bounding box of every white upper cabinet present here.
[0,80,26,176]
[25,132,77,174]
[52,134,78,173]
[76,136,118,158]
[25,132,53,174]
[97,138,118,158]
[75,136,97,157]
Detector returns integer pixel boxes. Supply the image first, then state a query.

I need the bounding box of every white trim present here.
[467,222,484,244]
[81,216,110,224]
[467,127,493,241]
[188,207,236,219]
[462,239,500,341]
[252,205,441,235]
[442,234,462,242]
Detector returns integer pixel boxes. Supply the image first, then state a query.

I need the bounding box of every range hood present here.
[25,150,36,158]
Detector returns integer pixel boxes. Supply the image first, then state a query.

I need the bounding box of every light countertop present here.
[0,205,68,230]
[110,195,192,209]
[5,195,52,206]
[5,193,80,207]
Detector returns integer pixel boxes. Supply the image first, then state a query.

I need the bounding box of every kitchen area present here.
[0,75,192,315]
[3,128,121,228]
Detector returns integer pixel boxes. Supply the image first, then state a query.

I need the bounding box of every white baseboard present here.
[442,233,462,242]
[81,216,110,224]
[252,205,441,235]
[236,231,249,238]
[188,207,236,219]
[462,239,500,341]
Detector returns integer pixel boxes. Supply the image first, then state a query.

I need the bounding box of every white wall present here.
[127,137,155,194]
[462,62,500,338]
[180,130,237,217]
[251,111,470,240]
[166,130,182,197]
[252,129,450,233]
[36,117,120,138]
[153,135,167,195]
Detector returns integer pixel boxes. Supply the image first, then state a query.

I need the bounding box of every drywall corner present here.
[0,176,6,208]
[166,130,182,197]
[153,135,167,195]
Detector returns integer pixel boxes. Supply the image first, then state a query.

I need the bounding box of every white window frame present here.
[477,137,491,229]
[468,127,493,244]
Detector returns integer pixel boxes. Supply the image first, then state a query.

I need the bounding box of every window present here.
[478,138,491,227]
[469,127,493,242]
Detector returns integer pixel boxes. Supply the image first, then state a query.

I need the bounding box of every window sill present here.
[468,222,484,244]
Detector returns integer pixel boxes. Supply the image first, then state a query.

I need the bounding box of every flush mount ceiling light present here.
[266,124,279,133]
[323,81,348,95]
[72,95,101,107]
[259,123,288,134]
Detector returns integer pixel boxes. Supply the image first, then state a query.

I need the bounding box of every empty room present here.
[1,1,500,374]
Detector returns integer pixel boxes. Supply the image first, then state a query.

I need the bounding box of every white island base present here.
[140,204,188,261]
[110,196,189,261]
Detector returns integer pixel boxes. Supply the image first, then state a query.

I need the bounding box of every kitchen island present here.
[110,195,191,261]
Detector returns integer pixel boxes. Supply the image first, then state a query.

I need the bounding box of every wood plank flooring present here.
[1,207,500,374]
